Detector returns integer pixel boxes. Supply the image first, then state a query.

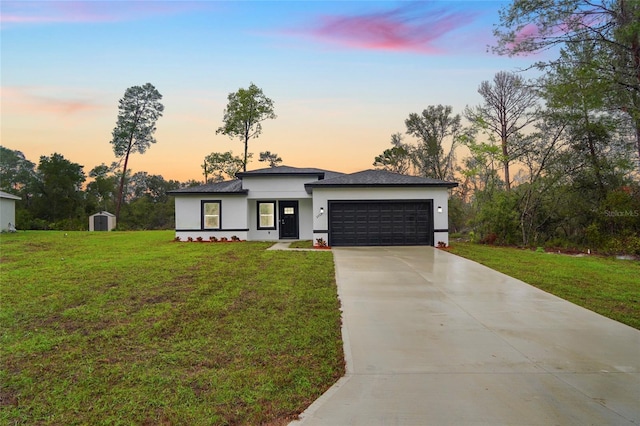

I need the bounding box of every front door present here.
[279,201,299,239]
[94,215,108,231]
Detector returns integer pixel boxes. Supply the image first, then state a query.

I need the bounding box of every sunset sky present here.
[1,0,537,183]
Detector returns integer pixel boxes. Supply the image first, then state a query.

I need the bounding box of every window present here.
[202,201,220,229]
[257,201,276,229]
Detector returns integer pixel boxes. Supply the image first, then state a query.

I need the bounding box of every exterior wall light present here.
[437,206,443,213]
[316,207,325,218]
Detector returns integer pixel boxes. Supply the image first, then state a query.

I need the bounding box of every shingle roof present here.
[236,165,344,180]
[167,179,247,195]
[305,169,458,189]
[168,169,457,196]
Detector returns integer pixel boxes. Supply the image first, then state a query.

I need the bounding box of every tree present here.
[118,172,179,230]
[32,153,85,226]
[405,105,462,181]
[541,41,635,199]
[0,146,35,193]
[202,151,245,183]
[493,0,640,168]
[259,151,282,167]
[216,83,276,171]
[110,83,164,221]
[86,164,117,213]
[465,72,539,190]
[373,133,412,174]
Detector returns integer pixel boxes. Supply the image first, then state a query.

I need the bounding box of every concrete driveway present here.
[291,246,640,425]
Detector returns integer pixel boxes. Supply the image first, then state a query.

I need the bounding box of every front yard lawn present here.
[0,231,344,425]
[446,242,640,330]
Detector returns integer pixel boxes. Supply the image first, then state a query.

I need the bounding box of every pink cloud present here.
[298,3,479,54]
[1,86,104,116]
[1,1,209,26]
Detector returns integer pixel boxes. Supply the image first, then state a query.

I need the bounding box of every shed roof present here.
[168,179,247,195]
[90,211,116,217]
[0,190,21,201]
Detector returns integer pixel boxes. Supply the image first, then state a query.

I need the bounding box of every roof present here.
[90,211,115,217]
[168,179,247,195]
[168,169,458,196]
[0,190,21,201]
[305,169,458,191]
[236,165,344,180]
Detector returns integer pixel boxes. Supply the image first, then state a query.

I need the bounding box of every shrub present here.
[315,238,328,247]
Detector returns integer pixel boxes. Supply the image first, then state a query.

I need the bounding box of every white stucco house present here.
[169,166,457,247]
[0,190,21,232]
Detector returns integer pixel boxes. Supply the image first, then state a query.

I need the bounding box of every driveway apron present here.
[290,246,640,425]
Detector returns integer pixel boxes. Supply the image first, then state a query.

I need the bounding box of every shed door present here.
[329,201,432,246]
[94,215,108,231]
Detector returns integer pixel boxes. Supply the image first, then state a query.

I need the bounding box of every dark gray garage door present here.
[329,201,433,246]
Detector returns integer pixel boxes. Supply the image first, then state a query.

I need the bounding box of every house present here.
[89,211,117,231]
[169,166,457,246]
[0,190,21,232]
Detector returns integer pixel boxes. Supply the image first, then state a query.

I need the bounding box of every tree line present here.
[0,81,280,231]
[373,0,640,254]
[0,147,184,230]
[3,0,638,253]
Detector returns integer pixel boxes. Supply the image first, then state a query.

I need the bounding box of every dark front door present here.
[94,215,108,231]
[279,201,299,239]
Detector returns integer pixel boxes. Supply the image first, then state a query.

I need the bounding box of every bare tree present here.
[465,72,539,190]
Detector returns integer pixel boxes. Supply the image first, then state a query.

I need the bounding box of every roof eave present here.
[167,190,248,196]
[236,171,326,179]
[305,182,458,189]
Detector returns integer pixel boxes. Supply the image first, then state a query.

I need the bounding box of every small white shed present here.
[89,211,116,231]
[0,190,21,232]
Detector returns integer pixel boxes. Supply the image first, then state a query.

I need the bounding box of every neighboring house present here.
[0,190,21,232]
[169,166,457,247]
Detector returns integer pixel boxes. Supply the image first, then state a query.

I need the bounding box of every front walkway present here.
[291,246,640,425]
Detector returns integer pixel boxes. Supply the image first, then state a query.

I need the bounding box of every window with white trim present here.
[257,201,276,229]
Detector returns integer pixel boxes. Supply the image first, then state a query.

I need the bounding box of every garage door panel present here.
[329,201,433,246]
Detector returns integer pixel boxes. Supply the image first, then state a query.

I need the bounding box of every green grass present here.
[288,241,313,249]
[0,231,344,425]
[446,242,640,330]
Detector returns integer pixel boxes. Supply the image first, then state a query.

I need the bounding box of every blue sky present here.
[1,0,537,182]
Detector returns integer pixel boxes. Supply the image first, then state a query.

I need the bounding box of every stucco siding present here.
[175,195,248,231]
[246,198,313,241]
[0,198,17,231]
[242,176,314,199]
